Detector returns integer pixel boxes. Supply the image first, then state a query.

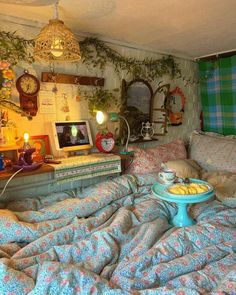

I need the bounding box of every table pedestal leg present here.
[172,202,195,227]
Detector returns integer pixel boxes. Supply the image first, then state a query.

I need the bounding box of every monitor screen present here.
[52,120,93,151]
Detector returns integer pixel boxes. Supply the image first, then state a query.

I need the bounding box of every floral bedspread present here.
[0,173,235,295]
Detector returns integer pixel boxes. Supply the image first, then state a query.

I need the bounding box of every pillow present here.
[201,171,236,206]
[164,159,203,179]
[126,139,187,174]
[189,132,236,173]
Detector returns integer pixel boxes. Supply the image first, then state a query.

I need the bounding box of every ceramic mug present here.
[158,170,176,183]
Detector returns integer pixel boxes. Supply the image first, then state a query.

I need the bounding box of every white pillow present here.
[164,159,203,179]
[201,171,236,205]
[189,132,236,173]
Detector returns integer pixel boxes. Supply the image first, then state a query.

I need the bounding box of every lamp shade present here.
[34,19,81,62]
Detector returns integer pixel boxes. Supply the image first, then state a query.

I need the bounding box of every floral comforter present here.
[0,174,235,295]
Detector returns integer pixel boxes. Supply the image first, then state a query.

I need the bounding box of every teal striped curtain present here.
[198,56,236,135]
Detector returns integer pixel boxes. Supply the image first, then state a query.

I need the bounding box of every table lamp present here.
[96,111,132,155]
[17,133,35,166]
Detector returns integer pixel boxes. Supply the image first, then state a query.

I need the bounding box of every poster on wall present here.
[39,91,56,114]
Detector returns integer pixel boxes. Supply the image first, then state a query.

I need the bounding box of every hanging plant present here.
[83,88,120,116]
[0,31,34,65]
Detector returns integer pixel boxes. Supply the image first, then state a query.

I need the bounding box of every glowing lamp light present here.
[96,111,106,125]
[23,132,29,142]
[23,132,31,149]
[51,37,64,57]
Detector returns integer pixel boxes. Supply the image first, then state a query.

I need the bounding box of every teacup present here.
[158,169,176,183]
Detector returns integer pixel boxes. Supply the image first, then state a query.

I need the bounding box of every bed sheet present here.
[0,173,235,294]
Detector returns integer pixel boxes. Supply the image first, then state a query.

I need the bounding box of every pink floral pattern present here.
[126,139,187,174]
[0,174,235,294]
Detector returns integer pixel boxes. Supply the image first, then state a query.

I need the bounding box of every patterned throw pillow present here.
[126,139,187,174]
[189,132,236,173]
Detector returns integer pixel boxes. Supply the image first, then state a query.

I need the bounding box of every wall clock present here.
[16,71,40,116]
[95,131,115,153]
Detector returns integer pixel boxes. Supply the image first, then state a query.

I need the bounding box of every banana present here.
[168,183,209,195]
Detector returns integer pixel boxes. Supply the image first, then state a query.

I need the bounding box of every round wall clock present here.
[16,71,40,116]
[95,131,115,153]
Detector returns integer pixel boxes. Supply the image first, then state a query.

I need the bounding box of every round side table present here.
[152,178,215,227]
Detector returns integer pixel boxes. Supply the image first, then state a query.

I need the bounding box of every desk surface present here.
[0,153,121,180]
[0,164,54,180]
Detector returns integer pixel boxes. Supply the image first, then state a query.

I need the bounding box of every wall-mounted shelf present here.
[41,72,104,86]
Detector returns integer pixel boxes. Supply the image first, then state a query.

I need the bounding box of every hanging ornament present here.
[61,93,70,113]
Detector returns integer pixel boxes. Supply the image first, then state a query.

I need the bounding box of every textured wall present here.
[0,15,200,156]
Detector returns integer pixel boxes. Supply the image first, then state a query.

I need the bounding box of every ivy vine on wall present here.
[80,37,180,81]
[0,31,34,65]
[0,30,181,81]
[0,30,198,118]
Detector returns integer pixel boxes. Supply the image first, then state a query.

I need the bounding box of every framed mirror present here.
[121,79,153,141]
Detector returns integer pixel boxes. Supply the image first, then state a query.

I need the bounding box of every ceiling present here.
[0,0,236,59]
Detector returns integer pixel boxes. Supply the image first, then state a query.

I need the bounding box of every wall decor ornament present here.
[0,60,14,100]
[165,86,185,126]
[122,79,153,139]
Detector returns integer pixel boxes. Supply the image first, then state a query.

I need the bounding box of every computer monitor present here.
[52,120,93,152]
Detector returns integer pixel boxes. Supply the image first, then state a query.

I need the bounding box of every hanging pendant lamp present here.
[34,1,81,62]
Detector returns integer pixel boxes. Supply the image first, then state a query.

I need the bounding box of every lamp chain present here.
[54,0,60,19]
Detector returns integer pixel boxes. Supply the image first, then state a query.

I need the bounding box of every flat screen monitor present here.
[52,120,93,152]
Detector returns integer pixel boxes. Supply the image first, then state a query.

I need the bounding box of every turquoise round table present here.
[152,178,215,227]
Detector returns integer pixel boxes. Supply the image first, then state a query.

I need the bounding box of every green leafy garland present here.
[0,31,181,81]
[0,31,34,65]
[0,30,199,118]
[80,37,180,81]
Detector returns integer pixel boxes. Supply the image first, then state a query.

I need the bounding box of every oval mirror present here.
[122,79,153,141]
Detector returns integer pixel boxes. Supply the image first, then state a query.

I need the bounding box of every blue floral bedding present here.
[0,173,235,294]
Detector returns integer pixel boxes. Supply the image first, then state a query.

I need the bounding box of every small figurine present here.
[141,122,154,140]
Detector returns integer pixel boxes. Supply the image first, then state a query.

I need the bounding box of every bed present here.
[0,131,235,294]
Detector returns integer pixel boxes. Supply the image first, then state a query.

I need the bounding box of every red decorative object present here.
[168,87,186,126]
[95,131,115,153]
